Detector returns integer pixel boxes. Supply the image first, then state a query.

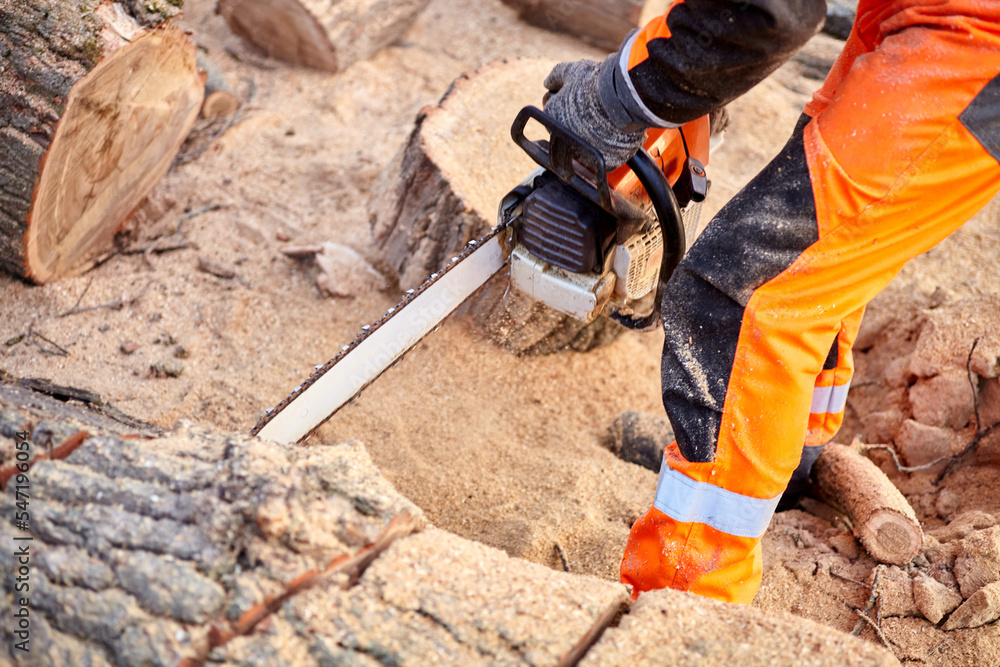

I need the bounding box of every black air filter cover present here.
[520,175,616,274]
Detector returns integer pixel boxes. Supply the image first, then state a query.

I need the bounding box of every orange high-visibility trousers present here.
[622,1,1000,604]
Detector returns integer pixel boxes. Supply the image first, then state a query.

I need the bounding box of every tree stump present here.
[813,441,924,566]
[216,0,430,72]
[0,1,204,284]
[500,0,645,51]
[370,58,626,355]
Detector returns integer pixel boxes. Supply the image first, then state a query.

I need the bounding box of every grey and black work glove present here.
[542,58,647,171]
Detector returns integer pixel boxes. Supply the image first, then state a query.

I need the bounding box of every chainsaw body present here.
[500,107,710,330]
[252,107,716,444]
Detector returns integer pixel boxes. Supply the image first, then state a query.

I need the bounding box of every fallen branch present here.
[184,511,422,667]
[853,608,894,650]
[557,599,629,667]
[829,568,870,589]
[813,442,923,565]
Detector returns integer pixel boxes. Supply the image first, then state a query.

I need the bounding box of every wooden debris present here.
[150,359,185,378]
[314,243,387,298]
[813,441,924,565]
[557,599,629,667]
[196,52,240,120]
[0,1,203,283]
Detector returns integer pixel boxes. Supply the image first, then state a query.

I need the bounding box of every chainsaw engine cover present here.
[519,173,617,274]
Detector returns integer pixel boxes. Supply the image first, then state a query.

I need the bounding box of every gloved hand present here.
[543,57,647,171]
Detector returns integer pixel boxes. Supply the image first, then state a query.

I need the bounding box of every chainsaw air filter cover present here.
[519,175,617,274]
[613,227,664,300]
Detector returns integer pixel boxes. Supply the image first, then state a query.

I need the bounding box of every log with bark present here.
[0,383,902,666]
[500,0,646,51]
[813,441,925,566]
[370,58,626,355]
[216,0,430,72]
[0,0,204,284]
[196,52,240,120]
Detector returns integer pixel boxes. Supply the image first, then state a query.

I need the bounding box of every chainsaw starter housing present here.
[519,173,617,274]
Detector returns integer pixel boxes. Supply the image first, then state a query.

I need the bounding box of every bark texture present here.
[216,0,430,72]
[813,442,924,566]
[0,0,202,283]
[0,384,904,666]
[500,0,645,51]
[0,382,426,665]
[369,58,626,355]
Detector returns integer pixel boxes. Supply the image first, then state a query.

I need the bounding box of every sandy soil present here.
[2,1,999,664]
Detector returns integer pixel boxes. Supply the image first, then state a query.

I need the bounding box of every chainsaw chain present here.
[250,217,515,438]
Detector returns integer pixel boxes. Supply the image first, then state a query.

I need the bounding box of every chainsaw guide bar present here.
[251,218,516,444]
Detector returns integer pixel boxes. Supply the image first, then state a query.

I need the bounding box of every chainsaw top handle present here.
[510,106,687,299]
[511,106,614,212]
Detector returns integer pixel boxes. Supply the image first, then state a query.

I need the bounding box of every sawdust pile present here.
[1,1,999,664]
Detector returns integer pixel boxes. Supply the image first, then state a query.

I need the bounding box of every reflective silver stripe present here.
[810,380,851,416]
[653,464,781,539]
[618,32,677,129]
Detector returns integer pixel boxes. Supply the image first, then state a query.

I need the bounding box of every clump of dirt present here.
[1,0,999,664]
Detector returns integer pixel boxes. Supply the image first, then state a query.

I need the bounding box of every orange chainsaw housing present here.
[608,117,711,204]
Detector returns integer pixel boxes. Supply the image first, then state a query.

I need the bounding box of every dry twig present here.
[56,278,93,317]
[853,608,894,650]
[829,568,870,589]
[852,565,883,636]
[27,326,69,356]
[554,543,570,573]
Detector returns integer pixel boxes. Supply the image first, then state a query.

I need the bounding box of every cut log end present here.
[197,52,241,119]
[812,441,924,566]
[217,0,431,72]
[859,509,924,566]
[25,30,202,283]
[217,0,338,71]
[202,90,241,119]
[1,6,203,284]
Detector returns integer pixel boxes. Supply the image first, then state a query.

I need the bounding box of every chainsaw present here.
[252,106,710,444]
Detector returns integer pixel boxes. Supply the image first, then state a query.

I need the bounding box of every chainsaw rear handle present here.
[510,106,686,330]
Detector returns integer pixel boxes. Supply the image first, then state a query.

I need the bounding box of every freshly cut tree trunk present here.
[500,0,646,51]
[0,0,203,284]
[813,441,924,566]
[216,0,430,72]
[370,59,625,355]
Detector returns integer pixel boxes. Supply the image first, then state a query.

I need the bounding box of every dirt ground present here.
[2,1,1000,664]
